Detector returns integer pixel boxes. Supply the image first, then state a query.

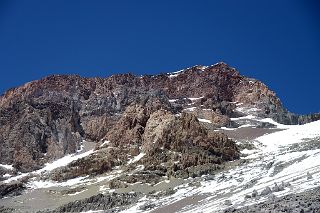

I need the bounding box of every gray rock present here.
[260,186,272,196]
[307,172,313,180]
[252,189,258,198]
[0,182,25,198]
[204,174,215,181]
[0,206,16,213]
[244,194,252,199]
[272,182,284,192]
[139,202,156,210]
[224,199,233,206]
[225,187,320,213]
[40,192,141,213]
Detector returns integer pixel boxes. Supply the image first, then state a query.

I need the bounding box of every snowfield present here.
[258,120,320,152]
[121,120,320,212]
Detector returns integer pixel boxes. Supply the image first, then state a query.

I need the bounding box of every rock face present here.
[141,110,239,178]
[41,192,141,213]
[0,182,25,199]
[50,106,239,182]
[142,110,238,161]
[224,187,320,213]
[0,81,83,172]
[0,62,318,172]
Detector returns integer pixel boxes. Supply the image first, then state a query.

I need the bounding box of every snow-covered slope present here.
[122,120,320,212]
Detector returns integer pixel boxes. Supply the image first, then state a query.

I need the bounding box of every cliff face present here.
[0,62,318,172]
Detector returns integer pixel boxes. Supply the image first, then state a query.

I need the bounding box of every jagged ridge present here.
[0,62,318,173]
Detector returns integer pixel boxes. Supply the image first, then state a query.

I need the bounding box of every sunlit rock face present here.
[0,62,318,172]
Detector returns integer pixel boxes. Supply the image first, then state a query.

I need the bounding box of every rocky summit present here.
[0,62,320,212]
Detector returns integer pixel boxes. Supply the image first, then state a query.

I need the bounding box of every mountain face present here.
[0,62,315,172]
[0,62,320,212]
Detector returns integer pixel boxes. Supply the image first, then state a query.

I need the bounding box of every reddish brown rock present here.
[140,110,239,178]
[0,62,318,172]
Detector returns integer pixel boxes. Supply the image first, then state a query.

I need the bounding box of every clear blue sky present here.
[0,0,319,114]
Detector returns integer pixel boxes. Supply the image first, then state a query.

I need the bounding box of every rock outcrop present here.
[140,110,238,178]
[0,62,318,172]
[41,192,141,213]
[225,187,320,213]
[0,182,25,199]
[50,107,239,182]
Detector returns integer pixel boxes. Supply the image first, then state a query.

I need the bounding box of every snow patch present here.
[0,164,14,170]
[236,106,261,115]
[3,174,12,178]
[68,189,88,196]
[188,97,204,101]
[4,173,29,183]
[167,69,185,78]
[36,149,94,174]
[198,118,212,123]
[100,140,110,147]
[220,126,237,130]
[220,124,253,130]
[4,149,95,184]
[127,153,146,165]
[27,176,89,189]
[184,107,197,111]
[230,115,293,129]
[260,118,293,129]
[241,149,259,155]
[82,210,106,213]
[169,99,178,103]
[230,115,256,121]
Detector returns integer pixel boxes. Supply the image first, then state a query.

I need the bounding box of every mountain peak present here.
[213,61,229,67]
[1,62,320,212]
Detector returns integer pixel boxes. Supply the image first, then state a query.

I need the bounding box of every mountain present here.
[0,62,320,212]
